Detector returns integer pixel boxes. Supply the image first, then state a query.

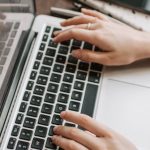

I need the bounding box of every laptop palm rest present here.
[96,59,150,149]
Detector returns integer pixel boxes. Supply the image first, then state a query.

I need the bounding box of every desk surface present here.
[35,0,74,15]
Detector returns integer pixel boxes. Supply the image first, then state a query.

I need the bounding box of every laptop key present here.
[0,57,6,65]
[15,113,24,124]
[34,85,45,96]
[53,64,64,73]
[7,137,16,149]
[42,34,48,42]
[88,71,101,83]
[3,47,10,55]
[52,114,63,125]
[31,137,44,150]
[38,114,50,126]
[46,48,56,57]
[36,52,43,60]
[45,26,51,33]
[20,129,33,141]
[91,63,103,72]
[76,71,87,81]
[66,64,76,73]
[58,45,69,55]
[60,83,71,93]
[61,40,71,46]
[5,22,13,31]
[41,103,53,114]
[72,39,82,47]
[43,56,53,66]
[71,91,82,101]
[10,30,17,38]
[44,93,56,103]
[55,103,66,114]
[37,75,48,85]
[27,106,39,117]
[68,55,78,64]
[30,71,37,80]
[7,39,14,47]
[49,125,55,136]
[39,43,45,51]
[74,81,84,90]
[35,126,47,138]
[63,73,74,83]
[16,141,29,150]
[33,61,40,70]
[52,27,61,38]
[48,39,58,48]
[40,66,51,75]
[47,83,59,93]
[83,42,93,50]
[81,83,98,117]
[14,22,20,29]
[19,102,27,112]
[69,101,80,112]
[11,125,20,136]
[78,62,89,71]
[46,137,57,149]
[23,117,36,129]
[26,81,34,90]
[50,73,61,83]
[56,55,66,64]
[58,93,69,103]
[30,95,42,106]
[65,122,76,127]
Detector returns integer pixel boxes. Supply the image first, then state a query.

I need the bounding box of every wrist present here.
[136,31,150,60]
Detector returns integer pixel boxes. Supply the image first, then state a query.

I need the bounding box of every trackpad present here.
[96,79,150,149]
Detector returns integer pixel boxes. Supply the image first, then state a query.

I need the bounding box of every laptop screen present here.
[0,0,35,136]
[110,0,150,13]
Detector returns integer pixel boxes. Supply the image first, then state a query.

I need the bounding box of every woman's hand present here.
[52,111,137,150]
[53,8,150,66]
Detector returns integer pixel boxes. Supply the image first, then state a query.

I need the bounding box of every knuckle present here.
[70,29,76,36]
[69,128,78,137]
[79,114,91,125]
[67,140,77,150]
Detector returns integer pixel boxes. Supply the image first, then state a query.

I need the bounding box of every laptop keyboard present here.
[7,25,103,150]
[0,21,20,74]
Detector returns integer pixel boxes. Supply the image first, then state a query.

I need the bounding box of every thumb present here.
[71,49,111,65]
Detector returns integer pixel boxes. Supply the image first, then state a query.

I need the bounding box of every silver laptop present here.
[0,0,150,150]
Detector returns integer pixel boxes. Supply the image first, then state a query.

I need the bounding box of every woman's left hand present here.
[52,111,137,150]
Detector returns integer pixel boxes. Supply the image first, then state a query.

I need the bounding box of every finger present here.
[53,126,101,149]
[53,28,96,45]
[54,23,97,37]
[81,8,107,20]
[52,135,88,150]
[61,15,98,26]
[71,49,113,65]
[60,111,113,137]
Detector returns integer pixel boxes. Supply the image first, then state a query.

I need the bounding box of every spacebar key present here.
[81,83,98,117]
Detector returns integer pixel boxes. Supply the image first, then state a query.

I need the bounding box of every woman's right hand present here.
[54,9,150,66]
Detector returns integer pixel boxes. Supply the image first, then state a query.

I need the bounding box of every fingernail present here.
[53,31,59,36]
[52,135,57,142]
[60,111,66,118]
[81,8,87,11]
[53,126,58,132]
[71,50,81,58]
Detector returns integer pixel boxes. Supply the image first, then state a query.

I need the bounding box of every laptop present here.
[0,0,150,150]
